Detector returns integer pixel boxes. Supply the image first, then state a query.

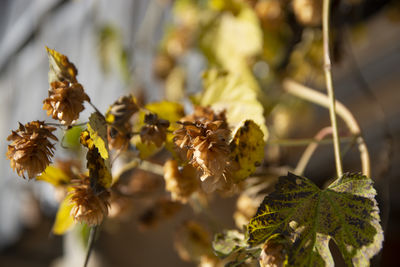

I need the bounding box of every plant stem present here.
[282,79,371,177]
[269,136,353,147]
[323,0,343,178]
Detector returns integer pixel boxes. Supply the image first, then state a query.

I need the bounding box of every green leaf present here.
[87,112,109,160]
[213,230,247,259]
[247,173,383,267]
[199,69,268,141]
[63,125,84,150]
[230,120,265,182]
[52,194,76,235]
[46,46,77,83]
[37,165,70,187]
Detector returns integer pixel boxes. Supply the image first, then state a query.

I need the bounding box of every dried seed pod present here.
[69,178,110,226]
[163,159,199,203]
[140,113,170,147]
[138,197,182,230]
[6,121,58,179]
[259,235,288,267]
[43,81,90,126]
[106,95,139,150]
[174,221,212,262]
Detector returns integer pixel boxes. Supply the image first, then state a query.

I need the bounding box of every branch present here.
[282,79,370,177]
[323,0,343,178]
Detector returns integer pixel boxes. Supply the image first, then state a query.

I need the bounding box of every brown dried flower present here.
[106,95,139,150]
[174,120,232,192]
[163,159,199,203]
[174,221,212,262]
[138,197,182,230]
[6,121,58,179]
[69,178,110,226]
[173,106,236,192]
[259,236,287,267]
[140,113,170,147]
[43,81,90,125]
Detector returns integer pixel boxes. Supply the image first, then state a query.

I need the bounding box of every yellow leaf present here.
[230,120,265,182]
[87,112,109,160]
[199,69,268,141]
[80,127,112,189]
[200,6,262,73]
[37,166,70,187]
[52,194,76,235]
[46,46,78,83]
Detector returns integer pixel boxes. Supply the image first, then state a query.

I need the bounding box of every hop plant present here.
[43,81,90,125]
[6,121,58,179]
[69,177,110,226]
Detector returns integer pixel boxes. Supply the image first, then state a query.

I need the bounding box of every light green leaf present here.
[199,69,268,141]
[37,166,70,187]
[87,112,109,160]
[63,125,84,150]
[247,173,383,267]
[230,120,265,182]
[213,230,247,259]
[52,194,76,235]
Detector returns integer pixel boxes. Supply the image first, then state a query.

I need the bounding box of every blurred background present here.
[0,0,399,266]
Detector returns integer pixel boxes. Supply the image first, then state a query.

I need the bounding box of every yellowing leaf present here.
[81,129,112,189]
[37,166,70,187]
[132,101,184,159]
[87,112,109,160]
[247,173,384,266]
[145,101,184,123]
[46,46,78,83]
[52,194,76,235]
[200,6,262,72]
[230,120,264,182]
[199,69,268,141]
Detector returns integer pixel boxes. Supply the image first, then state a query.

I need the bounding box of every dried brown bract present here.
[106,94,139,150]
[43,81,90,126]
[6,121,58,179]
[140,113,170,147]
[69,178,110,226]
[259,237,287,267]
[174,221,212,262]
[164,159,199,203]
[139,197,182,230]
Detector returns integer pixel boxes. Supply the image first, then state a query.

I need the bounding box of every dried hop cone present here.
[43,81,90,125]
[259,236,288,267]
[7,121,58,179]
[140,113,170,147]
[69,179,110,226]
[106,94,139,150]
[163,159,199,203]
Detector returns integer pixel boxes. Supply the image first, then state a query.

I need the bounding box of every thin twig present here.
[282,79,370,177]
[269,136,354,147]
[323,0,343,178]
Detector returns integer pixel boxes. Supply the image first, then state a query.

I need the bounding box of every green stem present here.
[323,0,343,178]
